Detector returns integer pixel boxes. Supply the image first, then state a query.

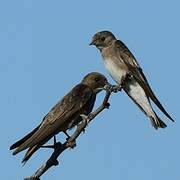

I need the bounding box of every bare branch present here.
[24,83,120,180]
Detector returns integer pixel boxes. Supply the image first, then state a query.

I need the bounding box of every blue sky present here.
[1,0,179,179]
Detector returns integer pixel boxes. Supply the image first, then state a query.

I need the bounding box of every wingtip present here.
[10,144,16,150]
[165,112,174,122]
[12,152,17,156]
[170,117,175,122]
[159,121,167,129]
[150,116,167,129]
[160,108,174,123]
[12,149,19,155]
[21,159,27,166]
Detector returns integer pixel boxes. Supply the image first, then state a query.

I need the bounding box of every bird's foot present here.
[104,83,113,92]
[111,84,122,93]
[87,113,95,121]
[80,114,92,124]
[112,74,130,92]
[80,114,88,120]
[104,83,122,93]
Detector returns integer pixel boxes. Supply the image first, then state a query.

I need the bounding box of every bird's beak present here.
[89,39,96,46]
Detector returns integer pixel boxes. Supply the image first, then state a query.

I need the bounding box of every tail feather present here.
[150,114,167,129]
[10,125,40,151]
[22,132,55,164]
[11,122,57,163]
[22,145,40,164]
[133,65,174,122]
[124,80,167,129]
[158,119,167,128]
[13,146,25,155]
[150,117,167,129]
[147,87,174,122]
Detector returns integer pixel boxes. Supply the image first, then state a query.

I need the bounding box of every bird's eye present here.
[100,37,105,41]
[94,77,99,82]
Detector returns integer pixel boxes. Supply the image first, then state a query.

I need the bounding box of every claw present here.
[103,83,112,92]
[111,84,122,93]
[87,113,94,119]
[110,74,130,93]
[104,83,122,93]
[80,113,93,126]
[80,114,88,120]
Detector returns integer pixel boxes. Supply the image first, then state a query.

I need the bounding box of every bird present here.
[10,72,108,163]
[90,31,174,129]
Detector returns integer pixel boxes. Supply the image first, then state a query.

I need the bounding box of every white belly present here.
[126,78,155,117]
[103,58,126,83]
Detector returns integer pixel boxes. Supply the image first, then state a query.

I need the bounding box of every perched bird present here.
[90,31,174,129]
[10,72,107,163]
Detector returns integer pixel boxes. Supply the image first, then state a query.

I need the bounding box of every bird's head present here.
[90,31,116,51]
[82,72,108,93]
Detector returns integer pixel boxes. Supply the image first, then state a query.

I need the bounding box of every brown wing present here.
[12,84,93,155]
[115,40,174,121]
[10,125,40,150]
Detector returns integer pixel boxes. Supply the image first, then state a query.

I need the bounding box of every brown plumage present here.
[10,72,107,163]
[90,31,174,129]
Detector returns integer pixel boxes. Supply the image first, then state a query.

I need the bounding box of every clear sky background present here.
[1,0,179,179]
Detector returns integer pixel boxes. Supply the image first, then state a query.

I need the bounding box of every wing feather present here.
[115,40,174,121]
[12,84,93,155]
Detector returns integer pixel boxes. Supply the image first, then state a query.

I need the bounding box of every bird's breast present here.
[103,58,127,84]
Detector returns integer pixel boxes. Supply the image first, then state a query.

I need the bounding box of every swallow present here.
[90,31,174,129]
[10,72,107,163]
